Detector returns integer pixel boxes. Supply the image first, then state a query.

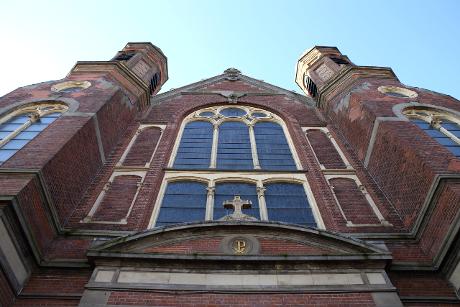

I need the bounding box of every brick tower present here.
[0,42,459,307]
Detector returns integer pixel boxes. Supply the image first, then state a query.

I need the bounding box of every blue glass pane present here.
[173,121,213,169]
[1,139,28,150]
[217,122,253,170]
[441,123,460,130]
[450,130,460,138]
[220,108,246,117]
[252,112,267,118]
[24,123,49,132]
[0,123,23,132]
[446,146,460,157]
[265,183,316,227]
[214,182,259,220]
[414,122,431,130]
[44,112,62,118]
[38,116,58,124]
[9,115,31,124]
[425,129,446,138]
[13,131,40,140]
[199,111,214,117]
[0,149,17,163]
[254,122,296,170]
[437,137,458,146]
[156,181,207,227]
[0,132,10,140]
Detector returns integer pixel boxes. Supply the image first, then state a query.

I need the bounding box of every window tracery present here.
[0,103,68,164]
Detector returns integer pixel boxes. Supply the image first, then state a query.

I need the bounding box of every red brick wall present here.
[96,90,137,160]
[329,177,380,225]
[366,121,450,228]
[259,238,333,255]
[13,268,91,306]
[144,237,223,254]
[197,79,268,92]
[122,126,161,167]
[16,177,56,253]
[14,298,79,306]
[93,175,142,222]
[107,291,375,306]
[307,129,346,169]
[388,271,457,299]
[40,116,102,223]
[419,180,460,259]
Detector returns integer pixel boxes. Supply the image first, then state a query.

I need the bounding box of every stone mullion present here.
[205,183,215,221]
[248,123,261,169]
[210,124,219,168]
[257,182,268,220]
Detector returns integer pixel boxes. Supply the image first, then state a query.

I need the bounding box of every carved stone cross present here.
[220,195,257,221]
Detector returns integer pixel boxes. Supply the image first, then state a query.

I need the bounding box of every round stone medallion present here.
[378,86,418,98]
[51,80,91,93]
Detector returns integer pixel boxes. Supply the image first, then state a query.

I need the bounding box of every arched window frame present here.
[0,103,68,164]
[168,106,302,170]
[404,108,460,154]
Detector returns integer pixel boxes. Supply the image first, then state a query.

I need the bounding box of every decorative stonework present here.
[219,234,260,255]
[378,86,418,98]
[219,195,258,222]
[132,60,150,78]
[224,67,241,81]
[51,80,91,92]
[315,64,335,81]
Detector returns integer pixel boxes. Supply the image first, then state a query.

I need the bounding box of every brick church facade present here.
[0,42,460,306]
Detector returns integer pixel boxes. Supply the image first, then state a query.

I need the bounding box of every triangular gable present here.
[88,222,390,261]
[152,68,315,106]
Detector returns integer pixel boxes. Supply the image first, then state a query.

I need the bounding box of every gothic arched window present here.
[404,108,460,157]
[0,103,68,164]
[171,106,299,171]
[149,106,323,229]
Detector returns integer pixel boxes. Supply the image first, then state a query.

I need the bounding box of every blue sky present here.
[1,0,459,99]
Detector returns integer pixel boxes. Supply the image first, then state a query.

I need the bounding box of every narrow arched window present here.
[254,122,296,170]
[173,121,213,169]
[217,121,253,170]
[0,104,67,164]
[405,108,460,157]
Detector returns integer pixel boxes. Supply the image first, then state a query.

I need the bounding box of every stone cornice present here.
[318,66,398,108]
[70,61,151,108]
